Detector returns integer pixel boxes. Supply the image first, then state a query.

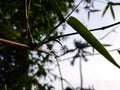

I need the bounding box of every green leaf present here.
[0,8,4,16]
[0,24,20,40]
[102,44,112,47]
[67,16,120,69]
[49,0,65,22]
[117,50,120,55]
[90,9,100,12]
[88,9,100,20]
[110,4,115,20]
[102,4,109,17]
[33,3,41,8]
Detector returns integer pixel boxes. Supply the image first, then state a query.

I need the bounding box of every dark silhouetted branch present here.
[55,57,64,90]
[49,21,120,41]
[35,0,83,49]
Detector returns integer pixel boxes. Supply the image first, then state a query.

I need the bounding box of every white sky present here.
[51,0,120,90]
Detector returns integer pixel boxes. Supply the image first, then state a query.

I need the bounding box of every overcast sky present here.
[51,0,120,90]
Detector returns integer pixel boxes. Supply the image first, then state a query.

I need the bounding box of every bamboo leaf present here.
[0,24,20,40]
[33,3,41,8]
[102,44,112,46]
[102,4,109,17]
[0,8,4,16]
[90,9,100,12]
[117,50,120,55]
[49,0,65,22]
[67,16,120,69]
[88,11,90,20]
[88,9,100,20]
[110,4,115,20]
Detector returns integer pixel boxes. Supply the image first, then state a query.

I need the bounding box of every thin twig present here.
[37,48,54,56]
[58,47,120,62]
[0,38,30,49]
[0,38,54,56]
[25,0,34,44]
[90,21,120,31]
[49,21,120,41]
[50,72,74,89]
[65,0,83,20]
[55,57,64,90]
[79,56,83,90]
[99,26,118,40]
[39,21,120,45]
[0,20,120,55]
[35,0,83,49]
[1,8,120,56]
[35,22,63,49]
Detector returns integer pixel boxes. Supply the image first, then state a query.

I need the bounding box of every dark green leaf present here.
[33,3,41,8]
[117,50,120,55]
[110,4,115,20]
[49,0,65,22]
[90,9,100,12]
[102,44,112,47]
[102,4,109,17]
[0,24,20,40]
[67,16,120,69]
[0,8,4,16]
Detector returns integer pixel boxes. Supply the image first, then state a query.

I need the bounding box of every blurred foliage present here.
[0,0,75,90]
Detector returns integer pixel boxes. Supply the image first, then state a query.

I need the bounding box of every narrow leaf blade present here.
[90,9,100,12]
[49,0,65,22]
[102,4,109,17]
[67,16,120,69]
[0,24,20,40]
[110,5,115,20]
[117,50,120,55]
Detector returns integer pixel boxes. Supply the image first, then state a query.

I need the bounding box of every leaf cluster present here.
[102,1,120,20]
